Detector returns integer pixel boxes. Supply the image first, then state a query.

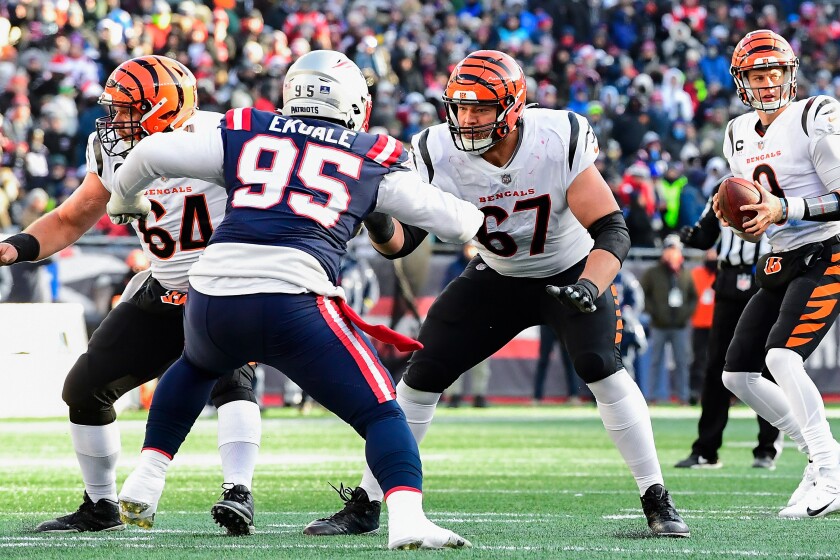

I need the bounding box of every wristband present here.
[786,196,806,221]
[2,233,41,263]
[779,197,788,222]
[364,212,396,244]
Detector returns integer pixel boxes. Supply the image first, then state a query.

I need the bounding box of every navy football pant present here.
[144,288,422,495]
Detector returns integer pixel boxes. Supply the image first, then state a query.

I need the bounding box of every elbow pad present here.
[377,221,430,260]
[587,211,630,264]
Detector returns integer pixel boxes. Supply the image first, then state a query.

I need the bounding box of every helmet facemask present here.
[95,101,148,158]
[444,95,520,155]
[733,63,798,114]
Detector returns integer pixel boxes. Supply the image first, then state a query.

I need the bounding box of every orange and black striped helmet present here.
[442,50,526,154]
[730,30,799,113]
[95,55,197,157]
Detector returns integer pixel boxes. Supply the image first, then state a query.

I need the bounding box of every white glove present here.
[106,193,151,225]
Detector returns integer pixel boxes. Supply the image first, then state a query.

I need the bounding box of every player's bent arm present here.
[778,135,840,223]
[374,170,483,245]
[0,172,109,264]
[566,164,629,296]
[112,128,225,199]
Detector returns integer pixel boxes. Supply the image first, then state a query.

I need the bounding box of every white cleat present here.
[388,520,472,550]
[780,466,840,518]
[118,466,166,529]
[786,461,818,508]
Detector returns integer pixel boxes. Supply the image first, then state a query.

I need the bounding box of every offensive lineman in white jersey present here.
[0,56,261,535]
[303,50,689,538]
[712,30,840,518]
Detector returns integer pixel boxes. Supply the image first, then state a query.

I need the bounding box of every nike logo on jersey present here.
[806,499,836,517]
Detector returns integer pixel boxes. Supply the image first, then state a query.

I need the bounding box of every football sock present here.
[70,422,120,503]
[765,348,838,468]
[120,448,171,508]
[386,489,427,544]
[722,369,810,456]
[588,369,663,495]
[364,401,423,499]
[217,400,261,489]
[143,356,218,457]
[359,380,439,502]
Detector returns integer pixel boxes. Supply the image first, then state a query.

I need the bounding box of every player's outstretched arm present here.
[0,172,110,265]
[111,128,225,200]
[374,170,483,245]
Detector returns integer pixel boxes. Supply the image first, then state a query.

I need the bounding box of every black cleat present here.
[211,483,255,536]
[303,483,381,536]
[641,484,690,538]
[35,492,125,533]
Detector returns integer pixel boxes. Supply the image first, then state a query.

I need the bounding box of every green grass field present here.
[2,405,839,559]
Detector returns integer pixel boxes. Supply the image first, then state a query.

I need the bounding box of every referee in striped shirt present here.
[674,181,783,469]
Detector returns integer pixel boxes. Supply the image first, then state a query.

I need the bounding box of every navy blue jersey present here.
[213,107,407,283]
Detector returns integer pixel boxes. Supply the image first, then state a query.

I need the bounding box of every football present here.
[718,177,761,232]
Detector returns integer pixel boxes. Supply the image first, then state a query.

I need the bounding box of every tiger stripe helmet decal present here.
[730,30,799,114]
[95,55,198,157]
[442,50,526,154]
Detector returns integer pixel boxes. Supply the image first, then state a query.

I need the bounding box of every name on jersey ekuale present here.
[270,114,357,148]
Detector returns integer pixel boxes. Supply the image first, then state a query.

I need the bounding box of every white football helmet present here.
[281,50,372,132]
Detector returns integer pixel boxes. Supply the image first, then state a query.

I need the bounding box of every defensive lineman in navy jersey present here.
[107,51,481,549]
[0,55,261,536]
[305,50,690,538]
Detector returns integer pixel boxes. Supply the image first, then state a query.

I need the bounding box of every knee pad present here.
[573,350,618,384]
[349,400,405,439]
[210,364,257,408]
[721,370,758,395]
[402,359,459,393]
[765,348,803,378]
[62,356,118,426]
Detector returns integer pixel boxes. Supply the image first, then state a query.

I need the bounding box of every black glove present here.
[364,212,395,243]
[546,278,599,313]
[679,225,698,246]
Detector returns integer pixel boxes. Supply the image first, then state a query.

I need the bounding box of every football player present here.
[106,50,482,549]
[712,29,840,518]
[302,50,689,538]
[0,56,261,536]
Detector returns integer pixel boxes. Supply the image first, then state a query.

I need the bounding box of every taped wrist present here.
[587,211,630,263]
[364,212,396,243]
[3,233,40,263]
[577,277,600,299]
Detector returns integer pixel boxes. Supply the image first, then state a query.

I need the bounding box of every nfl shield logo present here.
[320,85,330,94]
[736,273,752,292]
[758,140,764,150]
[501,174,511,184]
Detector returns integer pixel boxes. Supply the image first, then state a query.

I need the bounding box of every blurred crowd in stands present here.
[0,0,836,244]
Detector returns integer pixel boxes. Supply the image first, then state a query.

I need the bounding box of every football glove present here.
[679,225,698,245]
[106,193,151,225]
[546,278,599,313]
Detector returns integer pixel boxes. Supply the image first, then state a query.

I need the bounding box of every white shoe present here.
[802,467,840,518]
[118,466,166,529]
[388,519,472,550]
[786,461,818,507]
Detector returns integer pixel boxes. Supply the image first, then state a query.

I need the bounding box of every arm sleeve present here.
[111,128,225,198]
[374,169,483,244]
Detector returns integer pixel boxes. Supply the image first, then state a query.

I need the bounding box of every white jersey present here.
[724,95,840,252]
[86,110,229,291]
[411,108,598,277]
